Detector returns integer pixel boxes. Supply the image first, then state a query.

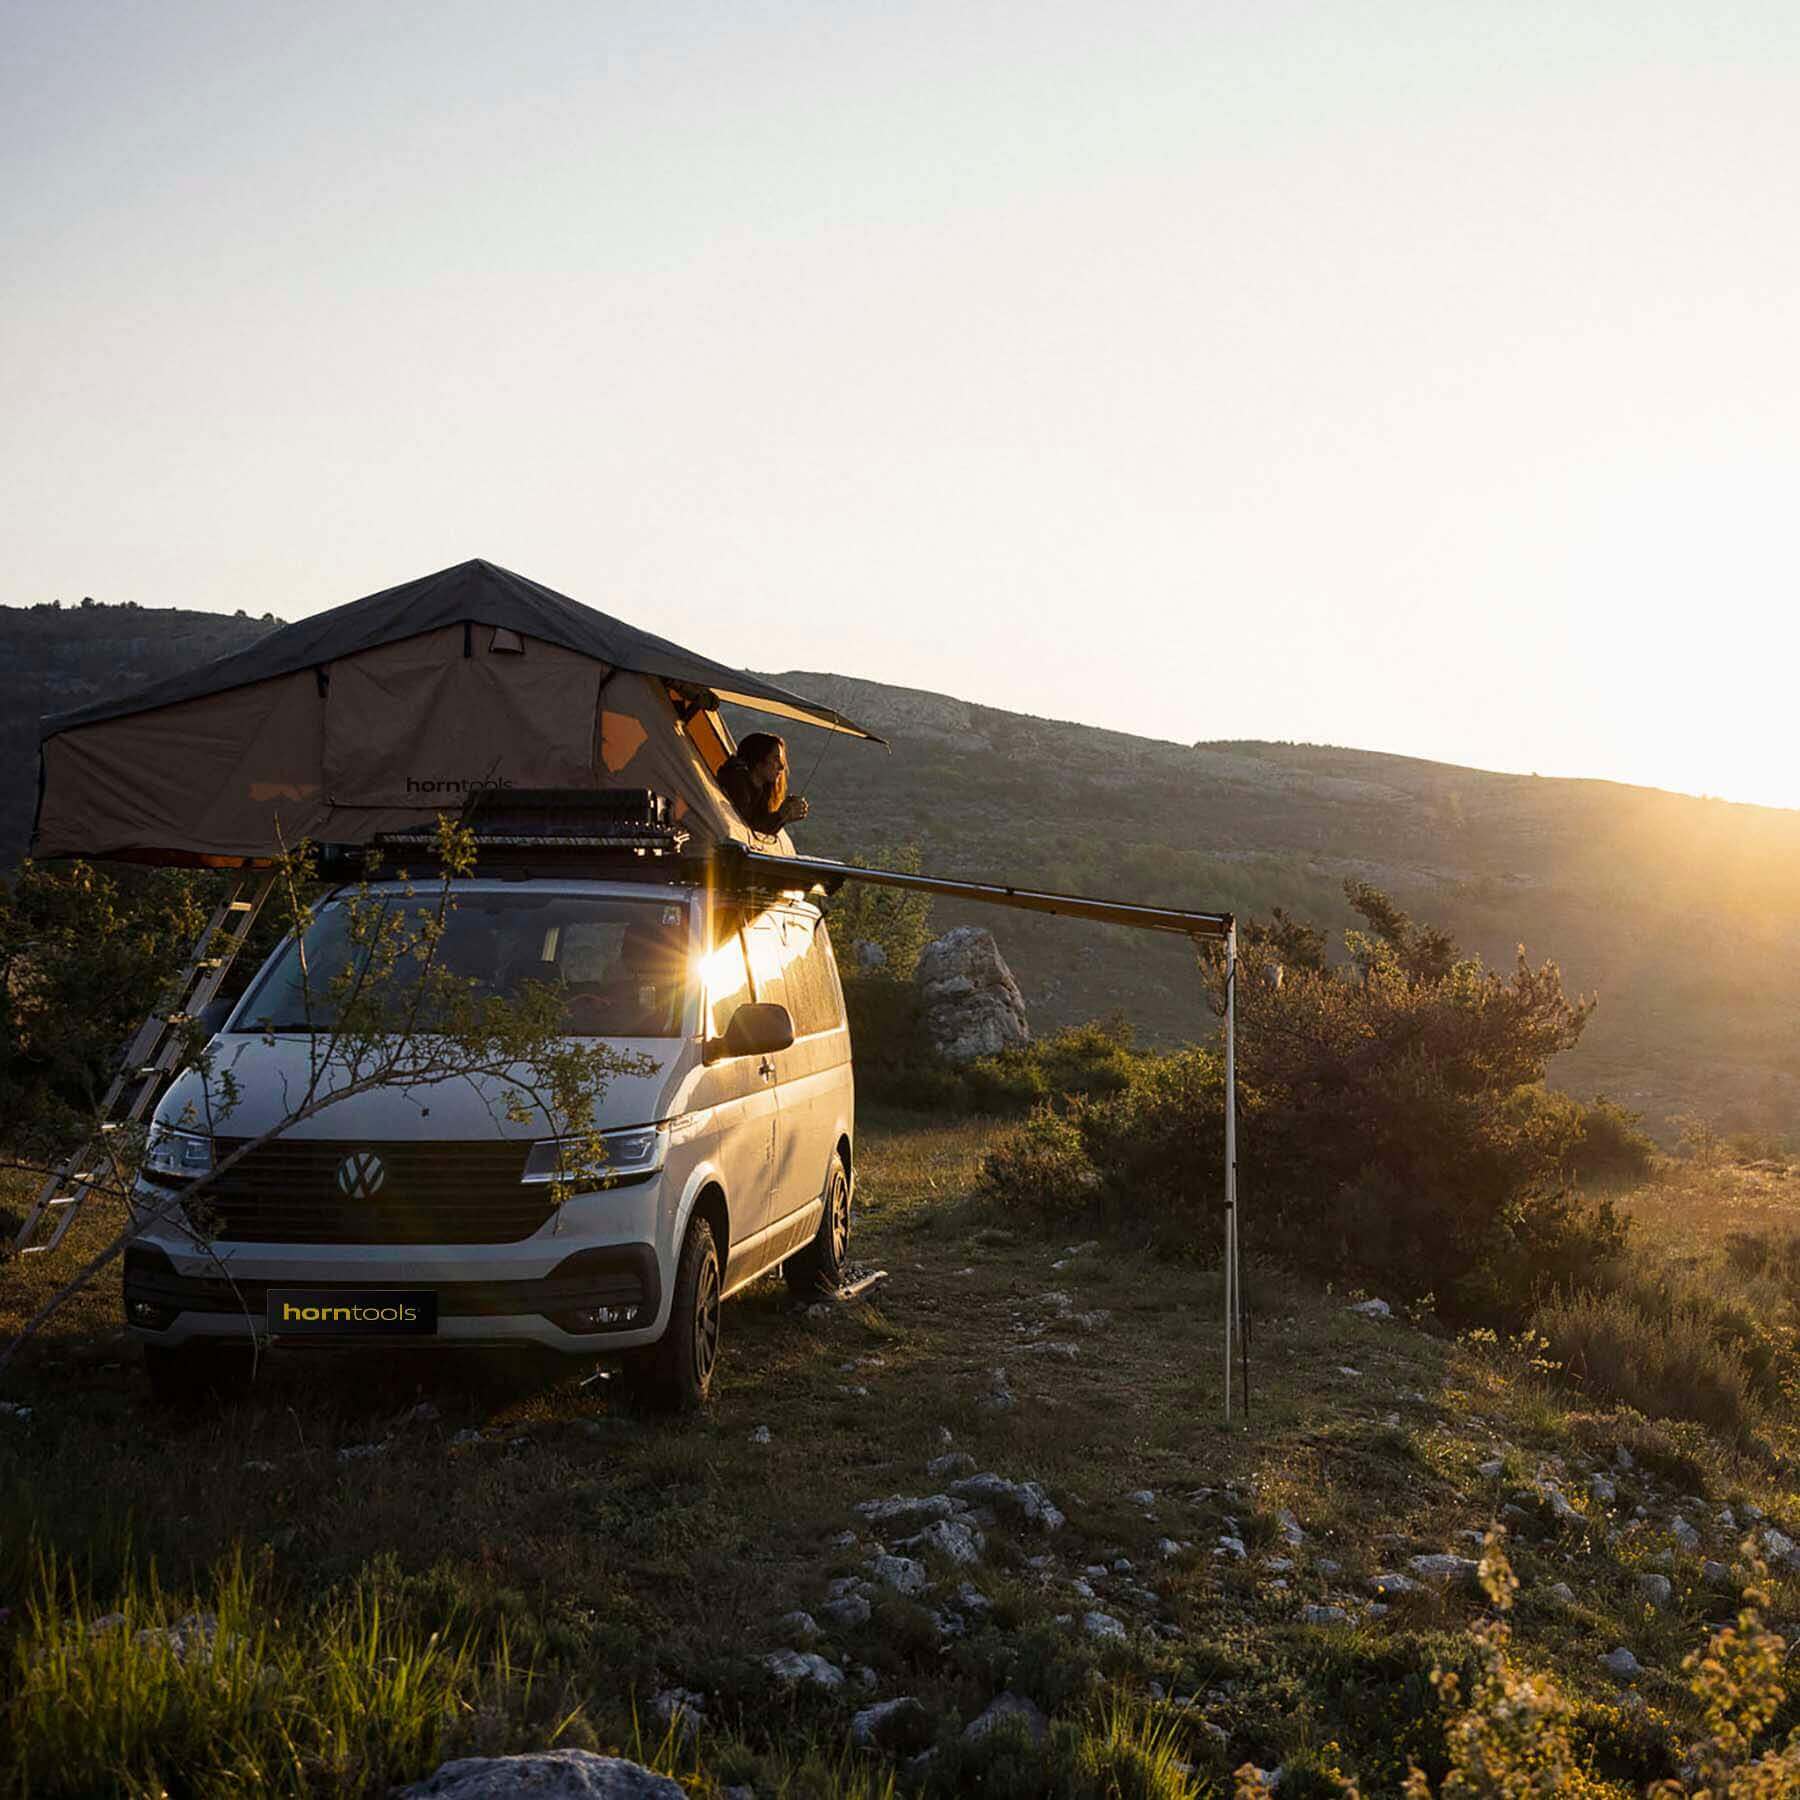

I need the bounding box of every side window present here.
[778,913,841,1035]
[744,916,789,1014]
[705,930,753,1039]
[812,920,846,1029]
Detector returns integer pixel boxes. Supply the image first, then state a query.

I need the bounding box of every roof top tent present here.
[23,560,1247,1422]
[32,556,881,867]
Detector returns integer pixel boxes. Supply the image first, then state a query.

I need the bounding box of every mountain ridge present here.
[3,603,1794,1138]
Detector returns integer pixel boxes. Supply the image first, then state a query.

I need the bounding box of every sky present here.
[5,0,1799,808]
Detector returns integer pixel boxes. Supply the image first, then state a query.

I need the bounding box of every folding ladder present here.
[10,872,277,1257]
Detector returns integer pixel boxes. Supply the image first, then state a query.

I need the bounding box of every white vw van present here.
[124,870,855,1410]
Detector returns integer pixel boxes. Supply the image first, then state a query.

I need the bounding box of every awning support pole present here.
[1223,919,1241,1422]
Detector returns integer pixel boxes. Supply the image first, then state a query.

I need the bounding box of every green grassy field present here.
[4,1114,1800,1795]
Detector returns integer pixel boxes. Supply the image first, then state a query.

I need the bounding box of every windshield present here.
[235,892,692,1037]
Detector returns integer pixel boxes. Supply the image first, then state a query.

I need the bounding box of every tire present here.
[144,1342,252,1408]
[627,1216,722,1413]
[784,1155,851,1299]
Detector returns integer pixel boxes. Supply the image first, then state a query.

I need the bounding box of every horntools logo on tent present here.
[336,1151,386,1199]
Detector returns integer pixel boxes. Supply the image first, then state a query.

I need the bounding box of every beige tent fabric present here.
[33,628,786,864]
[321,626,602,807]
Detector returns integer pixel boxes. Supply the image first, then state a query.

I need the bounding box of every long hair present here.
[736,731,787,808]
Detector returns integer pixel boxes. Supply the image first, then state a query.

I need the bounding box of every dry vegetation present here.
[6,1115,1800,1796]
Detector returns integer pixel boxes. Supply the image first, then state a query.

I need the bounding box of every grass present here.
[4,1119,1800,1794]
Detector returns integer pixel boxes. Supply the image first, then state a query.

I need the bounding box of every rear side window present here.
[780,914,844,1035]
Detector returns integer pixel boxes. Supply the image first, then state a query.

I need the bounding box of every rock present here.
[450,1428,485,1447]
[949,1473,1065,1531]
[964,1691,1049,1746]
[899,1519,985,1566]
[1590,1474,1617,1505]
[1636,1573,1673,1610]
[1315,1559,1342,1578]
[777,1610,819,1642]
[1070,1578,1096,1600]
[337,1442,387,1463]
[1408,1554,1480,1588]
[1672,1518,1702,1552]
[651,1688,706,1743]
[396,1401,440,1427]
[1761,1526,1795,1561]
[749,1425,772,1445]
[851,1696,929,1752]
[953,1581,993,1616]
[854,1494,959,1530]
[1345,1298,1391,1319]
[1299,1604,1349,1625]
[854,939,888,972]
[1546,1582,1576,1606]
[133,1611,231,1665]
[1615,1445,1634,1471]
[0,1401,34,1422]
[1156,1538,1184,1560]
[1074,1310,1112,1331]
[1704,1560,1733,1591]
[1276,1509,1306,1547]
[1602,1647,1642,1681]
[399,1753,686,1797]
[927,1451,976,1481]
[1336,1366,1361,1379]
[241,1459,277,1473]
[1539,1485,1581,1526]
[1125,1489,1157,1508]
[915,928,1030,1063]
[1370,1573,1420,1597]
[829,1529,858,1550]
[867,1555,928,1597]
[1741,1501,1765,1523]
[820,1578,873,1629]
[1019,1341,1079,1360]
[1083,1610,1127,1642]
[978,1370,1016,1412]
[763,1649,845,1691]
[1215,1536,1248,1560]
[1111,1557,1134,1574]
[1263,1557,1295,1574]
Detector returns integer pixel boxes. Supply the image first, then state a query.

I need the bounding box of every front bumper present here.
[123,1241,663,1353]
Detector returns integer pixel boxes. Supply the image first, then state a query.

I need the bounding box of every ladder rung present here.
[226,899,256,911]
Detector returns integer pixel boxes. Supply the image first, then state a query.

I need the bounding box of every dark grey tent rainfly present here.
[27,557,1248,1419]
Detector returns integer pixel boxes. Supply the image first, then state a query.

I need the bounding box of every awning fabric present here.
[33,558,879,865]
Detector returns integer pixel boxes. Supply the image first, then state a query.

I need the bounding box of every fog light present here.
[126,1297,178,1330]
[570,1304,641,1330]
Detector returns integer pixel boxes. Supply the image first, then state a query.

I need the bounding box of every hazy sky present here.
[6,1,1799,807]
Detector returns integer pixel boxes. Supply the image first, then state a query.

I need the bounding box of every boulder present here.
[763,1650,845,1692]
[1408,1554,1480,1588]
[851,1696,930,1752]
[398,1750,688,1798]
[949,1473,1065,1531]
[964,1691,1048,1746]
[914,928,1029,1063]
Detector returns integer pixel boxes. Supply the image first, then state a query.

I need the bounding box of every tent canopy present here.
[34,558,881,866]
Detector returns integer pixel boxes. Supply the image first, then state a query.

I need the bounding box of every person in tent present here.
[717,731,810,836]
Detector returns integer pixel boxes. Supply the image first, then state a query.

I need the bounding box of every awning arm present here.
[717,844,1233,940]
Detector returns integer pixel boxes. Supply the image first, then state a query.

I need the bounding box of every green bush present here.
[979,884,1630,1320]
[1532,1288,1757,1437]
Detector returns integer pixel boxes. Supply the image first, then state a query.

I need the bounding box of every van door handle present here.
[757,1057,775,1080]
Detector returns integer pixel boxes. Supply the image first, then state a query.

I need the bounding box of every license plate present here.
[266,1289,438,1338]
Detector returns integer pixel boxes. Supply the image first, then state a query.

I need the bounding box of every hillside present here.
[1,602,1794,1137]
[749,673,1800,1140]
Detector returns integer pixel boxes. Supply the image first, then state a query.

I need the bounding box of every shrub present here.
[1532,1289,1757,1437]
[981,884,1628,1319]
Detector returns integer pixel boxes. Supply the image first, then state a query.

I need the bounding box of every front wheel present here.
[785,1155,851,1298]
[625,1216,722,1412]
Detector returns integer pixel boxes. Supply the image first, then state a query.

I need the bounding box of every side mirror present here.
[707,1002,795,1062]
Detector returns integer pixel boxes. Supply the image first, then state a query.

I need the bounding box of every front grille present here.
[193,1138,552,1245]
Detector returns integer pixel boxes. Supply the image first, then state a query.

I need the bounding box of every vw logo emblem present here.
[336,1150,386,1200]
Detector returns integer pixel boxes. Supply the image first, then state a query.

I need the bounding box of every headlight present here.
[144,1128,214,1184]
[521,1125,668,1186]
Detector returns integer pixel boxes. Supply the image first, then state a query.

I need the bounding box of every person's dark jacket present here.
[718,752,788,835]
